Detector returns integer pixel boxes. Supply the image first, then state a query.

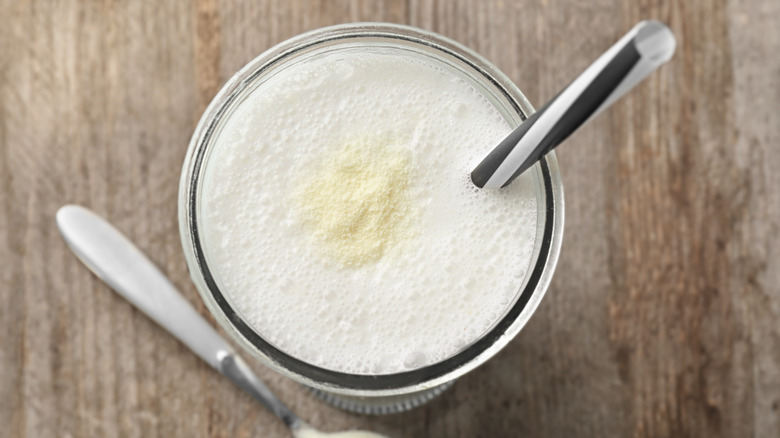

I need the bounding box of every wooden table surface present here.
[2,1,779,437]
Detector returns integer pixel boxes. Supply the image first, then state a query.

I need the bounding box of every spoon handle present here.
[55,205,302,430]
[471,20,676,189]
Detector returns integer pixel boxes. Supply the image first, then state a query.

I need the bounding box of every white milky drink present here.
[198,47,540,375]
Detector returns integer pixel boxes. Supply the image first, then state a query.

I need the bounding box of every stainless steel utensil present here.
[56,205,387,438]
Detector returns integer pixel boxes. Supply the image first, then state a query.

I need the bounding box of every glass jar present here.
[178,23,564,414]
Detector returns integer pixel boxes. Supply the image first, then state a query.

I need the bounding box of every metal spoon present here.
[471,20,676,189]
[55,205,388,438]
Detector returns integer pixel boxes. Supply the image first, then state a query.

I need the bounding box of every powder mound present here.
[294,137,415,267]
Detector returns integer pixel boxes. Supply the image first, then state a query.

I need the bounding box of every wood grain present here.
[1,0,778,437]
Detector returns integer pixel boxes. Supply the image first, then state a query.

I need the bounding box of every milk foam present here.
[201,47,539,375]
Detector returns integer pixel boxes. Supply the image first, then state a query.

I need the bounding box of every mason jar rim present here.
[178,22,564,397]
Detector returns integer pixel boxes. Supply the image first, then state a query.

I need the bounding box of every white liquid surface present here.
[200,47,539,375]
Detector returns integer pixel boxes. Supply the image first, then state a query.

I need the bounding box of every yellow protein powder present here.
[294,137,415,267]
